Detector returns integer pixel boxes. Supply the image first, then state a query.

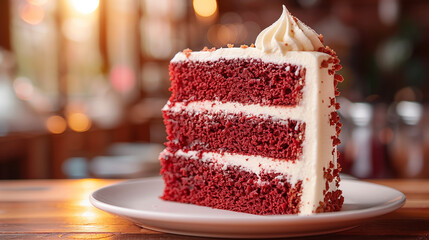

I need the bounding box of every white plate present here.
[90,177,405,238]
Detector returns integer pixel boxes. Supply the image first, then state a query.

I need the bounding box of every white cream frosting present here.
[255,5,323,54]
[166,49,339,215]
[171,46,327,64]
[166,101,303,122]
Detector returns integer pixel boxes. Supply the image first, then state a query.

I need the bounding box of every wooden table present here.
[0,179,428,239]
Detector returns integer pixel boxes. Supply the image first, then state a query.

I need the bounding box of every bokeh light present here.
[20,4,45,25]
[110,65,136,93]
[193,0,217,17]
[207,23,247,47]
[13,77,34,101]
[62,18,91,42]
[46,115,67,134]
[70,0,99,14]
[26,0,48,6]
[67,112,92,132]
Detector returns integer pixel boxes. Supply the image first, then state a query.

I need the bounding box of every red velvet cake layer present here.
[160,150,303,215]
[169,58,305,106]
[164,110,305,160]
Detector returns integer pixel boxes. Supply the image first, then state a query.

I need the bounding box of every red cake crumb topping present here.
[329,112,340,126]
[250,43,255,48]
[331,136,341,146]
[336,122,342,134]
[240,44,249,49]
[319,46,343,196]
[335,102,341,110]
[334,74,344,82]
[317,47,341,73]
[333,163,341,180]
[317,46,342,96]
[164,110,305,160]
[182,48,192,58]
[318,34,324,44]
[202,46,216,52]
[169,58,305,106]
[328,97,341,110]
[329,97,335,107]
[320,60,329,68]
[318,160,343,213]
[161,151,303,215]
[227,44,234,48]
[316,189,343,213]
[323,162,335,183]
[292,16,298,23]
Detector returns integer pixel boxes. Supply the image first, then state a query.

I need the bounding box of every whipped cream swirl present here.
[255,5,323,54]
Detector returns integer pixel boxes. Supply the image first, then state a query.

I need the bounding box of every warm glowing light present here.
[193,0,217,17]
[27,0,48,6]
[78,178,103,188]
[82,210,97,219]
[46,115,67,134]
[68,112,91,132]
[70,0,99,14]
[13,77,34,101]
[78,199,92,207]
[76,179,103,206]
[208,24,246,47]
[20,4,45,25]
[62,18,91,42]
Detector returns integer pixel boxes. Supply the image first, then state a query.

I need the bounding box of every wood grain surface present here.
[0,179,428,240]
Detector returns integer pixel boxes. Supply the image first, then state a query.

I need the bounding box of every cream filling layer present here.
[162,149,304,186]
[165,100,305,122]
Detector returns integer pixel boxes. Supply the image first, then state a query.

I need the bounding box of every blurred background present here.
[0,0,428,179]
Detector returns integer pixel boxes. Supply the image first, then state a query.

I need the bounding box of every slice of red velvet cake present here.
[160,5,344,215]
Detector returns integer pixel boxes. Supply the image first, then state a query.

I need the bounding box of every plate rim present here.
[90,176,406,225]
